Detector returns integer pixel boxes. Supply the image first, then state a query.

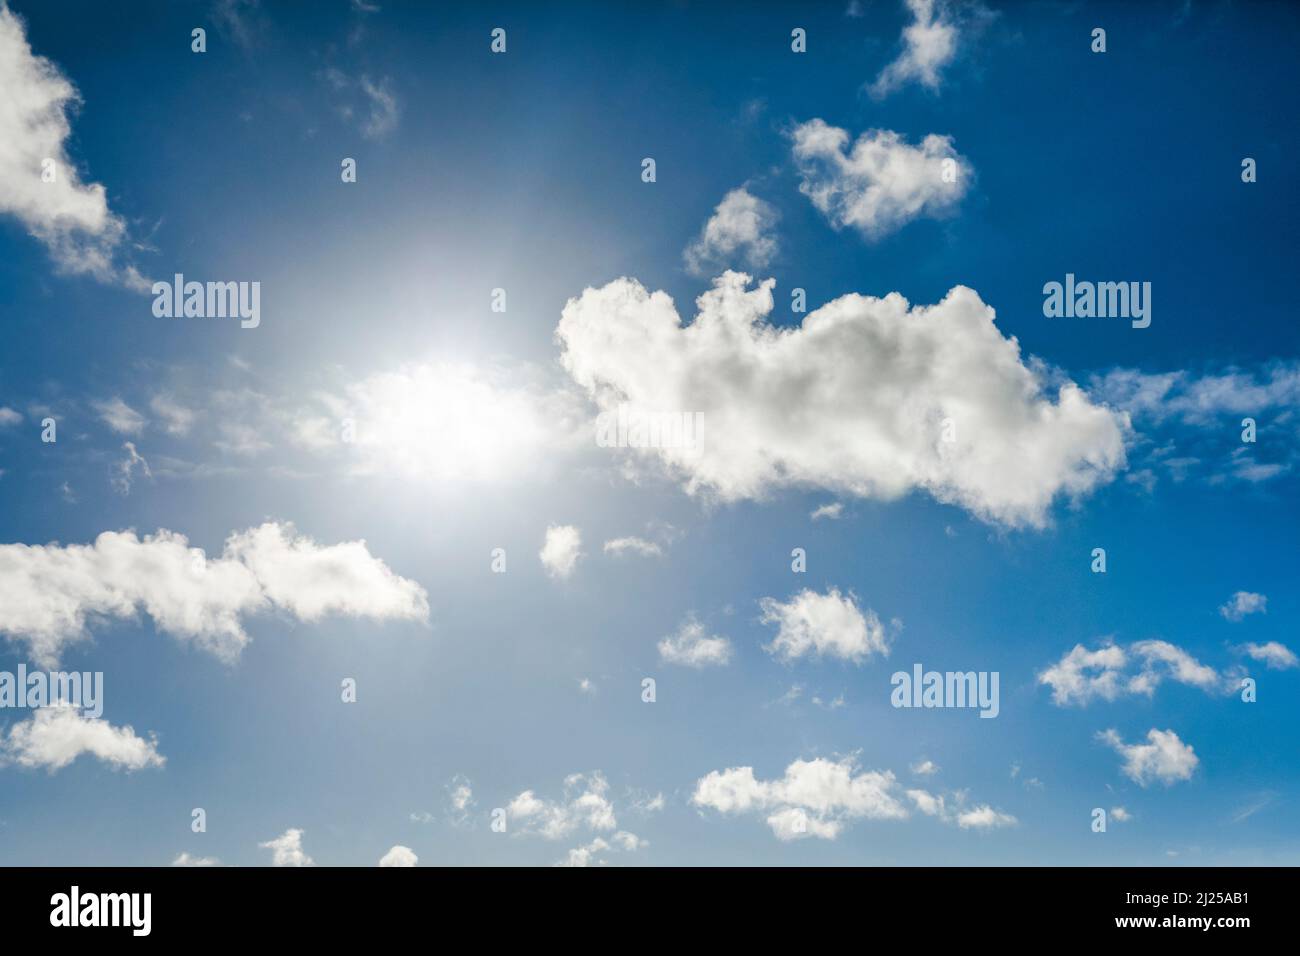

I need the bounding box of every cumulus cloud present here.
[1038,640,1241,705]
[1239,641,1297,670]
[693,756,908,840]
[0,521,429,665]
[810,502,844,521]
[0,407,22,427]
[507,770,618,840]
[1,704,164,772]
[791,120,970,240]
[1109,806,1131,823]
[1098,728,1199,787]
[906,788,1017,829]
[658,616,733,668]
[760,588,892,663]
[1220,591,1267,622]
[259,828,314,867]
[378,845,418,867]
[870,0,959,98]
[539,525,582,579]
[683,187,779,276]
[446,773,476,826]
[0,3,146,288]
[557,273,1125,528]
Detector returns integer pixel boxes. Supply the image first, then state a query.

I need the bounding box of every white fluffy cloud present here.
[93,398,145,435]
[760,588,892,663]
[539,524,583,580]
[658,617,733,668]
[603,536,662,558]
[1038,640,1240,706]
[378,845,418,867]
[683,187,779,276]
[2,704,164,772]
[871,0,959,98]
[1098,728,1199,787]
[693,757,908,841]
[0,521,429,665]
[557,273,1125,528]
[1220,591,1267,622]
[1239,641,1297,670]
[507,771,639,853]
[259,828,314,867]
[171,852,220,866]
[791,120,969,240]
[0,3,145,288]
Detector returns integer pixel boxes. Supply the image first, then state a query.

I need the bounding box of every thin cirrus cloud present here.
[0,521,429,666]
[1097,728,1199,787]
[683,187,780,277]
[791,119,970,241]
[557,273,1125,529]
[760,587,893,664]
[691,755,1015,841]
[1,704,164,773]
[0,2,147,289]
[1037,639,1244,706]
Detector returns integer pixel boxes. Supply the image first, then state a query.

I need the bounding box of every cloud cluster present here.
[0,3,145,288]
[692,755,1013,840]
[0,521,429,665]
[558,273,1125,528]
[1,704,164,772]
[506,770,647,865]
[1038,640,1242,706]
[791,120,969,240]
[760,588,892,663]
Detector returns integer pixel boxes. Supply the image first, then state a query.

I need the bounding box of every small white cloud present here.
[110,441,152,496]
[1,704,164,772]
[259,828,314,867]
[1098,728,1199,787]
[910,759,939,776]
[792,120,970,241]
[1038,640,1238,706]
[378,845,417,867]
[684,187,779,277]
[955,805,1017,829]
[603,536,662,558]
[539,524,583,580]
[658,616,733,668]
[171,852,221,866]
[1239,641,1297,670]
[870,0,960,99]
[150,395,196,436]
[93,397,145,435]
[1220,591,1267,621]
[507,771,618,840]
[810,502,844,521]
[760,587,892,664]
[0,407,21,427]
[1110,806,1131,823]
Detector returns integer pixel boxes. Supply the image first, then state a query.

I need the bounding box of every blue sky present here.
[0,0,1297,866]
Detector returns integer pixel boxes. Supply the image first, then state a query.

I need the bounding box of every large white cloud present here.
[0,2,145,288]
[683,187,779,276]
[1,704,164,772]
[557,272,1126,528]
[759,588,891,663]
[1097,728,1199,787]
[0,521,429,665]
[1038,640,1241,706]
[791,120,969,240]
